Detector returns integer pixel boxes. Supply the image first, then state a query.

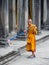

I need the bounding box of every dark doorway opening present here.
[28,0,32,19]
[41,0,44,29]
[16,0,17,24]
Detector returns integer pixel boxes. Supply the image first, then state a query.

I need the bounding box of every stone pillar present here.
[0,0,4,28]
[43,0,47,23]
[20,0,28,31]
[21,0,25,31]
[4,0,9,37]
[38,0,41,33]
[34,0,41,33]
[25,0,28,30]
[32,0,35,24]
[9,0,13,33]
[21,0,28,31]
[43,0,49,29]
[47,0,49,23]
[1,0,5,37]
[13,0,16,30]
[17,0,23,32]
[17,0,28,33]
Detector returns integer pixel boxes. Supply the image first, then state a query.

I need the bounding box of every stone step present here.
[17,35,27,40]
[0,39,9,47]
[0,51,20,65]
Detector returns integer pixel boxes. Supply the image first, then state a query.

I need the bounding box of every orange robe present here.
[26,24,37,52]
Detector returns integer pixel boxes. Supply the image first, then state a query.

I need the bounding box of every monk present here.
[24,19,37,58]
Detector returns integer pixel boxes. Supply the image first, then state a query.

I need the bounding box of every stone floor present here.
[7,38,49,65]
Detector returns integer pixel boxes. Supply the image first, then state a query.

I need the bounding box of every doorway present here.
[16,0,17,25]
[41,0,44,29]
[28,0,32,19]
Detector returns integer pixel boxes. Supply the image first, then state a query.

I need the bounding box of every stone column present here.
[32,0,35,24]
[34,0,41,33]
[21,0,25,31]
[8,0,13,33]
[38,0,41,33]
[43,0,48,29]
[1,0,5,37]
[25,0,28,30]
[13,0,16,30]
[47,0,49,23]
[43,0,47,23]
[17,0,28,33]
[17,0,23,32]
[17,0,19,32]
[21,0,28,31]
[4,0,9,37]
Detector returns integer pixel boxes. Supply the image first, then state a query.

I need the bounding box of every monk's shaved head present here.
[28,19,32,25]
[28,19,32,22]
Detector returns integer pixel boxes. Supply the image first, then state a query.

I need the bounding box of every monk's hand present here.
[24,30,27,35]
[24,30,27,33]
